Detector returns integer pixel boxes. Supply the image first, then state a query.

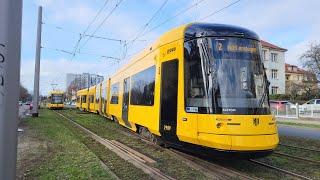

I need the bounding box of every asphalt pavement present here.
[278,125,320,140]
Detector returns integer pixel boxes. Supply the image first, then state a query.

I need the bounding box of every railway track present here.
[279,143,320,153]
[273,152,320,164]
[55,111,175,180]
[249,159,313,180]
[168,149,259,180]
[58,110,318,180]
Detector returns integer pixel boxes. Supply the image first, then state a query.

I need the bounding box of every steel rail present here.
[279,143,320,153]
[273,152,320,164]
[54,111,175,180]
[249,159,313,180]
[169,149,259,180]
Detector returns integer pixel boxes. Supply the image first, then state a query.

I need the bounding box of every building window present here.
[271,69,278,79]
[262,50,267,60]
[110,83,119,104]
[271,86,278,94]
[130,66,156,106]
[271,53,278,62]
[285,74,290,80]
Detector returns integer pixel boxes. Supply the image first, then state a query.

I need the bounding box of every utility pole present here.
[0,0,23,179]
[32,6,43,117]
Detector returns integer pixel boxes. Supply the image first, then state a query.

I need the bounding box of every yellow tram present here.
[76,23,279,157]
[47,90,64,109]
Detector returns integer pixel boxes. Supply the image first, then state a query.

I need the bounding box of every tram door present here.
[122,77,130,125]
[160,60,179,142]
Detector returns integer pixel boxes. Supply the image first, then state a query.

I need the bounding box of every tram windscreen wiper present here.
[256,80,270,114]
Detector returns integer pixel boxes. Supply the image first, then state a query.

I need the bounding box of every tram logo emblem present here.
[253,118,260,126]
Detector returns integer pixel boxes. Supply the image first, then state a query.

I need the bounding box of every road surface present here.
[278,125,320,140]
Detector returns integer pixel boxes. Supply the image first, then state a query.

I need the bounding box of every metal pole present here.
[0,0,23,179]
[32,6,42,117]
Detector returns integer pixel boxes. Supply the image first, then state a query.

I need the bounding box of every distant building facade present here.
[66,73,104,100]
[261,40,287,95]
[285,63,318,95]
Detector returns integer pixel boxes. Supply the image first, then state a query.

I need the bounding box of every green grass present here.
[277,136,320,161]
[56,109,320,180]
[20,109,115,179]
[255,136,320,179]
[277,121,320,129]
[60,109,208,180]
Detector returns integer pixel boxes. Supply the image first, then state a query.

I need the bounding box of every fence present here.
[271,103,320,118]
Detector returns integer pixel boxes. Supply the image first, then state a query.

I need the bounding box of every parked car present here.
[270,100,296,111]
[299,99,320,114]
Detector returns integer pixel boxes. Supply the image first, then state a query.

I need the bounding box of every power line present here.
[198,0,241,21]
[78,0,125,52]
[130,0,168,44]
[83,0,110,36]
[126,0,241,57]
[123,0,168,59]
[42,46,120,62]
[42,22,129,42]
[71,0,110,58]
[121,0,241,68]
[135,0,207,40]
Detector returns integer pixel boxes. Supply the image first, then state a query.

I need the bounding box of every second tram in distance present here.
[47,90,64,109]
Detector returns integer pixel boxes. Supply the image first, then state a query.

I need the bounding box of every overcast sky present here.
[21,0,320,95]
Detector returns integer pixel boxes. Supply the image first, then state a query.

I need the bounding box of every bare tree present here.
[300,42,320,77]
[19,84,30,102]
[286,82,301,101]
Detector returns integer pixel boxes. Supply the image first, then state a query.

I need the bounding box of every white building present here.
[66,73,104,90]
[261,40,287,95]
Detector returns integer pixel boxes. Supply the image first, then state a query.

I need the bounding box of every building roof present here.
[285,63,311,74]
[261,40,287,52]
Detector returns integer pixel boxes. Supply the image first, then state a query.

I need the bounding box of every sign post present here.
[0,0,23,179]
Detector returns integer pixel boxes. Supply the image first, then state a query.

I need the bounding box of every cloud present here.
[51,3,96,26]
[23,0,320,94]
[20,58,114,95]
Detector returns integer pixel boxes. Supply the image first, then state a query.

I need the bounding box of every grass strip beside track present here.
[17,109,117,179]
[59,109,207,180]
[277,121,320,129]
[58,109,320,180]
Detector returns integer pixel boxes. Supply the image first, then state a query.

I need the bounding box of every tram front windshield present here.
[184,37,270,115]
[51,94,63,104]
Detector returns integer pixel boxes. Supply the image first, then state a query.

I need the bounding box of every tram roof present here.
[49,90,64,95]
[184,23,260,41]
[112,23,260,78]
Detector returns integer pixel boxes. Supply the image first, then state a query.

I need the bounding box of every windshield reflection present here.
[184,37,270,115]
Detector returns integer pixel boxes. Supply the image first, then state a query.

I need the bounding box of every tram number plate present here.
[186,107,198,113]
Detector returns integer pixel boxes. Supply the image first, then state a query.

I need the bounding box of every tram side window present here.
[184,40,212,114]
[130,66,155,106]
[89,95,94,103]
[76,96,80,103]
[81,95,87,103]
[110,83,119,104]
[96,87,100,103]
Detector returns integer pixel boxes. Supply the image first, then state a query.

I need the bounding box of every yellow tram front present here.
[176,24,279,154]
[47,91,64,109]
